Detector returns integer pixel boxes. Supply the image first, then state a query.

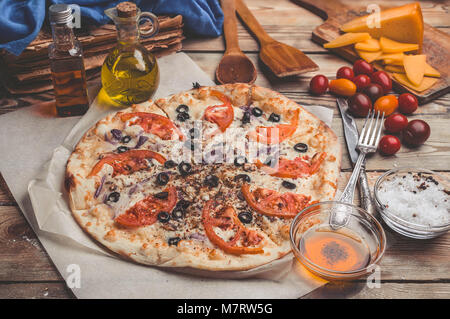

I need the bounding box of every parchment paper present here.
[0,53,332,298]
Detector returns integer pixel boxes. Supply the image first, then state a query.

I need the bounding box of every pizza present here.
[65,84,341,271]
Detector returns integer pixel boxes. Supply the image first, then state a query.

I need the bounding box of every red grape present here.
[371,71,392,94]
[348,93,372,117]
[309,75,329,95]
[379,135,401,155]
[362,83,384,103]
[353,74,371,91]
[403,119,430,146]
[336,66,354,81]
[384,113,408,133]
[353,59,374,76]
[398,93,418,115]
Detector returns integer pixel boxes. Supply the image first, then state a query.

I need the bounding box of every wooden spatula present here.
[235,0,318,77]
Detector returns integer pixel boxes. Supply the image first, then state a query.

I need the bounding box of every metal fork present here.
[330,110,385,228]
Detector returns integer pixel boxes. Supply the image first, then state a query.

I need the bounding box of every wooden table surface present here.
[0,0,449,299]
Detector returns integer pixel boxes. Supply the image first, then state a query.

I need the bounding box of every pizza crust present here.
[66,84,341,271]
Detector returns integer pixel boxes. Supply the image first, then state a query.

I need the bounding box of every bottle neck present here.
[116,22,140,45]
[51,22,76,51]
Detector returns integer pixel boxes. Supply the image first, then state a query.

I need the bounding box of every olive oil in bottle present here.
[101,2,160,106]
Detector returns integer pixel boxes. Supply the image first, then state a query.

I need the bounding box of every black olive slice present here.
[164,160,177,169]
[238,212,253,224]
[252,107,263,117]
[116,146,129,153]
[156,172,169,185]
[234,156,247,166]
[176,104,189,113]
[154,191,169,199]
[242,112,251,124]
[268,113,280,122]
[121,135,132,143]
[168,237,181,246]
[294,143,308,153]
[107,192,120,203]
[157,211,171,223]
[204,175,219,188]
[178,162,192,176]
[177,112,190,122]
[237,191,245,201]
[171,209,184,220]
[176,199,191,210]
[234,174,251,183]
[282,181,296,189]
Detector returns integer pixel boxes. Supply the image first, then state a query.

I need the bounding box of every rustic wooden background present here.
[0,0,449,298]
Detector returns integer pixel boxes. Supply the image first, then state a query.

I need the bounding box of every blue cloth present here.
[0,0,223,56]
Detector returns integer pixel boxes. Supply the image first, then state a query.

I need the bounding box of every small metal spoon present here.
[216,0,257,85]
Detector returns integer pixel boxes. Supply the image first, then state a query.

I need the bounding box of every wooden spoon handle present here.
[221,0,241,54]
[235,0,273,46]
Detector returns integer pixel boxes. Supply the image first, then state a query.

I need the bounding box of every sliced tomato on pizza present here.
[120,112,184,140]
[241,184,311,218]
[202,200,264,255]
[255,152,327,179]
[247,109,299,144]
[89,149,166,177]
[115,186,178,227]
[203,90,234,132]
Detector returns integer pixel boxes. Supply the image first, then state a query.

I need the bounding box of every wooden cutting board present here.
[292,0,450,104]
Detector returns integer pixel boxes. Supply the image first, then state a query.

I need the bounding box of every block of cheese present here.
[380,37,419,53]
[355,38,381,51]
[324,33,371,48]
[393,73,438,92]
[403,54,426,85]
[356,49,383,63]
[341,3,424,52]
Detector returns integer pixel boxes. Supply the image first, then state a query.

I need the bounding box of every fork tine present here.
[363,110,375,145]
[359,110,372,144]
[374,111,385,146]
[369,110,381,145]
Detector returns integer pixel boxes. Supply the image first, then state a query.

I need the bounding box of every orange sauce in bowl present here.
[299,226,370,272]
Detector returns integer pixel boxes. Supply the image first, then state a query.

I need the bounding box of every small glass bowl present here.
[374,167,450,239]
[290,201,386,280]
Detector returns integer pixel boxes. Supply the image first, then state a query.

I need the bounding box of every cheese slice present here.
[385,63,441,78]
[324,33,371,48]
[379,36,419,53]
[341,3,424,52]
[355,38,381,52]
[356,49,383,63]
[403,54,426,85]
[383,59,404,66]
[378,52,405,62]
[393,73,438,92]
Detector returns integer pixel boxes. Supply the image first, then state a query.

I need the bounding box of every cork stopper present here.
[116,2,137,18]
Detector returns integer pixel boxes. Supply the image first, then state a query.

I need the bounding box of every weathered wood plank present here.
[0,206,62,282]
[302,282,450,299]
[0,282,73,299]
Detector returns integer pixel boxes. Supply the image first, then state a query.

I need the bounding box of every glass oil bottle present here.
[101,2,160,106]
[48,4,89,117]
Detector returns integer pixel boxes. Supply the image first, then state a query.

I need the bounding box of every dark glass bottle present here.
[48,4,89,117]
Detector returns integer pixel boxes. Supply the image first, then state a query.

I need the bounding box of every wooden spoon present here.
[216,0,257,84]
[235,0,319,77]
